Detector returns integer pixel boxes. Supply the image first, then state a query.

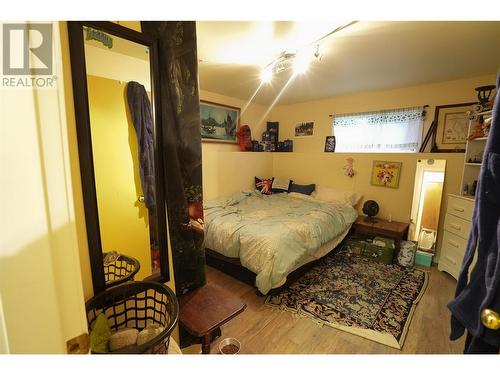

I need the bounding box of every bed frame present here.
[205,248,330,296]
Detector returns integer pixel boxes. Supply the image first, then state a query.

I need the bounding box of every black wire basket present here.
[86,281,179,354]
[103,252,141,288]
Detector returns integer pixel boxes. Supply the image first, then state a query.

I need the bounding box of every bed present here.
[203,190,358,294]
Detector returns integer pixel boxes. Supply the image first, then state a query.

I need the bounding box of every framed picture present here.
[324,136,336,152]
[200,100,240,143]
[371,160,402,189]
[433,102,476,152]
[295,121,314,137]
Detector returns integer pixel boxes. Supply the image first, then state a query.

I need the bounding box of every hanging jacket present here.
[448,74,500,351]
[126,81,156,209]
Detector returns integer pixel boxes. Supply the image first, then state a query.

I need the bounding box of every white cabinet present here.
[438,194,474,280]
[460,109,492,197]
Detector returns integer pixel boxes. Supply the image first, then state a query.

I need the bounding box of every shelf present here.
[465,163,482,166]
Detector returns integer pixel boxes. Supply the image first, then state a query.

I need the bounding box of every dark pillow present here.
[289,183,316,196]
[255,176,274,195]
[271,178,292,193]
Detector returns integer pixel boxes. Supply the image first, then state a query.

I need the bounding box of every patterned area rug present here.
[265,249,428,349]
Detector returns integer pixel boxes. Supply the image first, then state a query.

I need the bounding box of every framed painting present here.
[433,103,476,152]
[371,160,402,189]
[295,121,314,137]
[200,100,240,143]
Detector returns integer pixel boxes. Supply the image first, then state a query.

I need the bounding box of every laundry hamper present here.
[86,281,179,354]
[103,252,141,288]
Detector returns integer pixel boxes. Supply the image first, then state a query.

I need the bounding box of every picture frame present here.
[324,136,336,152]
[433,102,476,152]
[200,100,240,143]
[294,121,314,137]
[370,160,402,189]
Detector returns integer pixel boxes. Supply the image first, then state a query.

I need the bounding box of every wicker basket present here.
[86,281,178,354]
[103,252,140,288]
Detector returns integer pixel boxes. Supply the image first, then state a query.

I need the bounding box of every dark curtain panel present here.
[141,21,205,295]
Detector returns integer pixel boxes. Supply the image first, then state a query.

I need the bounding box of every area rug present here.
[265,249,428,349]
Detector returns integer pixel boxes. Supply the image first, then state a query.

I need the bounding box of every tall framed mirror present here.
[68,21,169,294]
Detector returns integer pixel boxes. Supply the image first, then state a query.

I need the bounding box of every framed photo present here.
[324,136,336,152]
[200,100,240,143]
[433,102,476,152]
[371,161,402,189]
[295,121,314,137]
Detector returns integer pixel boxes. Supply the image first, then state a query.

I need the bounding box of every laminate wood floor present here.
[198,264,466,354]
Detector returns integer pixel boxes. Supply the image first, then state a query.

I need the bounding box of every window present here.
[332,107,425,153]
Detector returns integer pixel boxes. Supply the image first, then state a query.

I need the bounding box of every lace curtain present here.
[333,107,425,152]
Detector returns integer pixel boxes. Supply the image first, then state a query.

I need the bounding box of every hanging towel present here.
[448,74,500,353]
[126,81,156,209]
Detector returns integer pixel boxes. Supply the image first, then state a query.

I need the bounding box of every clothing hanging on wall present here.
[126,81,156,209]
[448,74,500,354]
[141,21,206,296]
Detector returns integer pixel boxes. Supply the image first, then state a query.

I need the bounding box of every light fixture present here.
[258,22,358,84]
[292,50,310,75]
[260,66,273,83]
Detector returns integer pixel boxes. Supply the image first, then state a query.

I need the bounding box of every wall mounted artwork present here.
[295,121,314,137]
[371,160,402,188]
[200,101,240,143]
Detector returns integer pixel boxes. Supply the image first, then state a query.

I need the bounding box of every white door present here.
[0,22,88,353]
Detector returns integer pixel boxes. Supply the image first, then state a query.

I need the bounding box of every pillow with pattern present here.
[255,176,274,195]
[271,178,292,193]
[289,183,316,195]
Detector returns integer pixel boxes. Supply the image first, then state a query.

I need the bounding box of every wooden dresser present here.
[438,194,474,280]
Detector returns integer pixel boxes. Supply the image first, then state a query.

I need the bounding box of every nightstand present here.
[352,216,409,255]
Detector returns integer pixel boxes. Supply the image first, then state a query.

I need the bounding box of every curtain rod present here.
[328,104,429,118]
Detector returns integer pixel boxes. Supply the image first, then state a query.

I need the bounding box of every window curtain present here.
[333,107,425,152]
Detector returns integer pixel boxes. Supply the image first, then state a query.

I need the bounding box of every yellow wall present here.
[87,75,152,281]
[269,74,497,153]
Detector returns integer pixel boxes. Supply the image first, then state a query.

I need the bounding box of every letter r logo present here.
[3,23,52,75]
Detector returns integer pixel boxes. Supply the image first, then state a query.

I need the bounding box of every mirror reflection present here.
[83,28,159,284]
[409,159,446,254]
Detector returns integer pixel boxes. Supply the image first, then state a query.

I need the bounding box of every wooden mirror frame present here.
[67,21,169,294]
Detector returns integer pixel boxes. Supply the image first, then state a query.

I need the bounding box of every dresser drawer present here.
[438,231,467,279]
[447,195,474,221]
[444,213,472,240]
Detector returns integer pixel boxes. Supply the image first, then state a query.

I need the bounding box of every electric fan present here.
[362,200,379,223]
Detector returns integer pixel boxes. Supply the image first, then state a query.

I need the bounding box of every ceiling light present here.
[314,44,323,61]
[293,51,310,75]
[260,66,273,83]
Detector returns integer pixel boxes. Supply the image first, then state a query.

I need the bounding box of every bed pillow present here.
[312,185,363,206]
[255,176,274,195]
[289,183,316,196]
[271,178,292,193]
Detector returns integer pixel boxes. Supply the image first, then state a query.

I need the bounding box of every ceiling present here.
[196,21,500,105]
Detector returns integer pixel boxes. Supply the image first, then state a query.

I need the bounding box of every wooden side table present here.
[178,283,246,354]
[352,216,409,257]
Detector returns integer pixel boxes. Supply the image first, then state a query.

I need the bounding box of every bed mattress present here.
[203,191,358,294]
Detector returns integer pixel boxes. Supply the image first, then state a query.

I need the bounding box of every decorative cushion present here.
[312,185,363,206]
[255,176,274,195]
[271,178,292,193]
[289,183,316,195]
